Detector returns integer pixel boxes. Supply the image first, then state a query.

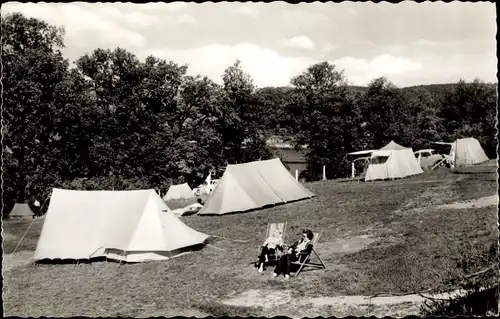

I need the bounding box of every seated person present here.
[272,229,314,279]
[256,228,283,273]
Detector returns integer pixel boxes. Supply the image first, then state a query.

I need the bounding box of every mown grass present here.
[2,167,497,317]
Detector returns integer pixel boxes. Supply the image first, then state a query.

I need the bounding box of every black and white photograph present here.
[1,1,498,317]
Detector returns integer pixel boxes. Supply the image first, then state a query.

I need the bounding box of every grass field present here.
[2,167,498,317]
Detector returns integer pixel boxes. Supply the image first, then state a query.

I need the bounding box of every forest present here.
[2,13,497,216]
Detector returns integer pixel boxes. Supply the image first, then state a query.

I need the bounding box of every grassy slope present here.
[2,168,497,317]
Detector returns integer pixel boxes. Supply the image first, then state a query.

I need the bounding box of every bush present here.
[420,242,498,316]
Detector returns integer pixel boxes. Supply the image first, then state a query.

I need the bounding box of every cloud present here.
[176,14,197,25]
[280,8,329,27]
[232,4,260,17]
[2,3,147,50]
[133,2,188,12]
[322,43,339,53]
[345,7,358,17]
[96,6,160,28]
[142,44,317,88]
[141,45,427,88]
[333,54,423,85]
[163,2,189,12]
[283,36,315,50]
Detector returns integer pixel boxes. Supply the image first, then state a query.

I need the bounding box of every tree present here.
[169,75,225,185]
[288,62,364,180]
[358,77,416,149]
[254,86,294,137]
[439,79,497,157]
[2,13,69,214]
[217,60,272,164]
[402,87,442,150]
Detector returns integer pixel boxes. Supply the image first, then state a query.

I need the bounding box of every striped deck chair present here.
[255,222,287,267]
[291,231,326,277]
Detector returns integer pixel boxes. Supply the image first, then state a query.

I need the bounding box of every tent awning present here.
[414,149,435,154]
[431,141,453,145]
[353,156,371,162]
[347,150,376,156]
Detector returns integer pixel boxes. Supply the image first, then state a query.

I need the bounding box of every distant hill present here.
[347,82,497,99]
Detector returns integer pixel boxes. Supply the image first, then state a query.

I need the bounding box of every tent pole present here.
[12,217,36,254]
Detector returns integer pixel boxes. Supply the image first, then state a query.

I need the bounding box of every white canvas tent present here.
[347,150,376,178]
[34,189,209,262]
[9,203,34,219]
[163,183,195,201]
[365,141,423,181]
[434,137,489,168]
[198,158,315,216]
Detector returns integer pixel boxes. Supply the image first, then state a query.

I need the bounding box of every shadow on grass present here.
[196,301,264,317]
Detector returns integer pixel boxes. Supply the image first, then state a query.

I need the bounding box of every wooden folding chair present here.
[255,222,287,266]
[291,231,327,277]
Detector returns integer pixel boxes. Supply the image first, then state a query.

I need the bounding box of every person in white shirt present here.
[256,229,283,272]
[273,229,314,279]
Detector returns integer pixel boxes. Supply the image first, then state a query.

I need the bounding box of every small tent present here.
[9,203,34,219]
[365,141,423,181]
[34,189,209,262]
[449,138,489,167]
[198,158,315,216]
[163,183,195,201]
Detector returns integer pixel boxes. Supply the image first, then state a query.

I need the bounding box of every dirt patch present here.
[222,289,292,308]
[137,307,209,318]
[3,251,33,272]
[221,288,464,318]
[436,195,498,210]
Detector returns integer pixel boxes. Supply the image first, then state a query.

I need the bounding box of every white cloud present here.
[283,36,315,50]
[345,7,358,17]
[142,44,317,88]
[232,4,260,18]
[333,54,423,85]
[2,3,147,49]
[176,14,197,25]
[322,43,339,53]
[163,2,189,12]
[97,6,160,28]
[280,8,329,27]
[132,2,188,12]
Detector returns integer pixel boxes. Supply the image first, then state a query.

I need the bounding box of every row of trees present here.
[2,13,497,215]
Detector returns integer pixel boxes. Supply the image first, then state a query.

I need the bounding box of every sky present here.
[2,2,497,88]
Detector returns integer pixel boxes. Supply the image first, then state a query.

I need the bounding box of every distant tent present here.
[9,203,34,219]
[163,183,195,201]
[450,137,489,167]
[198,158,315,216]
[34,189,209,263]
[365,141,423,181]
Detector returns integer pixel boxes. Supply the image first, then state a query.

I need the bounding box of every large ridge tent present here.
[34,189,209,262]
[9,203,34,219]
[434,137,489,167]
[365,141,423,181]
[198,158,315,216]
[163,183,195,201]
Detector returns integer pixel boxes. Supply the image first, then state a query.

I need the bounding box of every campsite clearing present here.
[2,167,497,317]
